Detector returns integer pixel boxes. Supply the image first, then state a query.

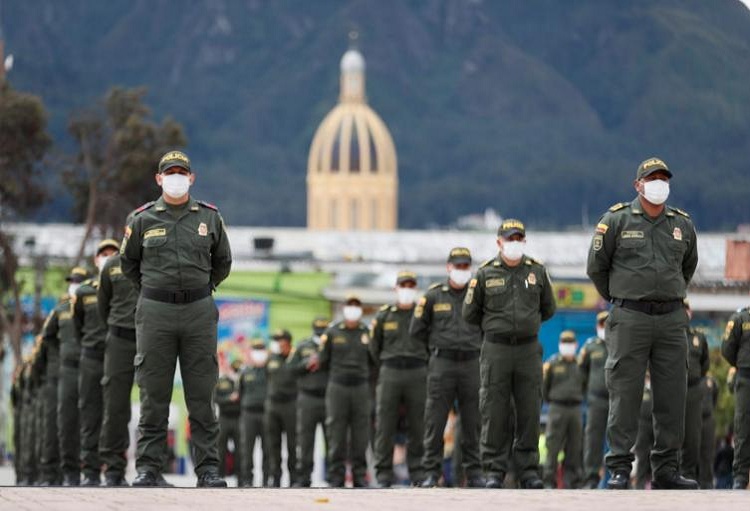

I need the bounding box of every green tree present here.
[0,81,52,365]
[63,86,186,262]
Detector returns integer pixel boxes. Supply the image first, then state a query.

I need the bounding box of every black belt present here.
[82,347,104,361]
[612,298,683,316]
[109,325,136,342]
[331,374,367,387]
[141,285,211,304]
[688,376,704,388]
[62,359,79,369]
[433,349,480,362]
[589,389,609,400]
[242,405,265,413]
[485,333,537,345]
[738,368,750,379]
[300,388,327,398]
[269,394,297,404]
[381,357,427,369]
[550,399,582,407]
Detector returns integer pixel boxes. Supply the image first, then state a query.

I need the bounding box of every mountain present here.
[4,0,750,230]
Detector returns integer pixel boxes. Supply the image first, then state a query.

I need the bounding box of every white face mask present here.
[269,341,281,355]
[343,305,363,322]
[559,343,577,357]
[396,287,418,305]
[95,255,109,272]
[641,179,670,205]
[596,326,606,340]
[68,283,81,297]
[502,241,525,261]
[250,350,268,365]
[449,269,472,286]
[161,173,191,198]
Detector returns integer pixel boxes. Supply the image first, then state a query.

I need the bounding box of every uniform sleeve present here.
[214,380,231,406]
[721,312,742,367]
[73,290,85,344]
[210,213,232,288]
[682,222,699,285]
[287,343,309,376]
[578,347,590,396]
[409,291,433,343]
[120,216,143,289]
[462,271,485,326]
[369,310,386,365]
[586,212,617,302]
[542,362,552,402]
[540,267,556,322]
[41,309,59,344]
[318,328,332,367]
[97,260,114,324]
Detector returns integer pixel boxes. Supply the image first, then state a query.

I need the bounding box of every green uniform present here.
[370,303,428,485]
[20,360,40,484]
[411,281,483,483]
[319,321,374,486]
[634,385,654,489]
[265,351,298,486]
[215,374,241,480]
[57,296,81,484]
[73,278,107,482]
[10,371,23,483]
[38,298,68,484]
[121,196,232,478]
[579,335,609,485]
[463,255,556,484]
[681,327,709,480]
[699,376,718,489]
[542,354,584,488]
[239,365,267,486]
[587,198,698,479]
[98,253,140,482]
[288,337,329,486]
[721,307,750,486]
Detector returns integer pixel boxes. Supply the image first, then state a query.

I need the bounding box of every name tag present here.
[486,278,505,288]
[268,360,280,370]
[144,228,167,239]
[109,266,123,276]
[434,303,452,312]
[383,322,398,331]
[553,366,566,374]
[333,336,347,345]
[243,374,255,382]
[621,231,644,239]
[219,381,232,390]
[59,312,72,320]
[83,296,98,305]
[591,352,604,360]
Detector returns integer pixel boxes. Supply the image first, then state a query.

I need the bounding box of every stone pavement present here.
[0,487,747,511]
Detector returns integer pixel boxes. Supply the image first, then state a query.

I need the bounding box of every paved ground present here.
[0,487,747,511]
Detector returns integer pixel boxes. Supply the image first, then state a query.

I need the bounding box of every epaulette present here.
[133,201,156,216]
[197,200,219,211]
[609,202,630,212]
[82,278,95,286]
[428,283,442,291]
[378,304,390,312]
[479,258,495,268]
[668,206,690,218]
[524,256,543,266]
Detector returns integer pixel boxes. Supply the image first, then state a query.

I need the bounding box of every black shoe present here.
[292,480,311,488]
[105,475,129,487]
[81,475,101,487]
[733,478,748,490]
[582,476,600,489]
[377,480,392,488]
[651,473,699,490]
[420,474,439,488]
[353,477,369,488]
[197,471,228,488]
[607,471,630,490]
[62,474,80,487]
[132,471,159,487]
[520,477,544,489]
[328,479,345,488]
[156,474,174,487]
[486,475,505,489]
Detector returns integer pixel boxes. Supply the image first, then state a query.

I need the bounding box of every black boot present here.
[651,473,699,490]
[607,471,629,490]
[420,474,439,488]
[520,476,544,489]
[132,470,159,487]
[81,474,101,487]
[197,471,228,488]
[485,475,505,489]
[733,478,748,490]
[105,474,129,487]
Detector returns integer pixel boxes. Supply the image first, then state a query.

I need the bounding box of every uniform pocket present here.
[142,236,167,265]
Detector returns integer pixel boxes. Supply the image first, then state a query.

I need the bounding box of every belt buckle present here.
[173,290,189,304]
[509,336,518,345]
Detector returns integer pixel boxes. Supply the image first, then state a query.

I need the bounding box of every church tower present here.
[306,41,398,231]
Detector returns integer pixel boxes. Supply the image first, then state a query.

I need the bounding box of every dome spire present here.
[340,31,365,103]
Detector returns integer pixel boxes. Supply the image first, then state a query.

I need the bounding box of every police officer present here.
[721,304,750,489]
[10,366,24,484]
[587,157,699,490]
[288,317,330,487]
[37,292,71,485]
[579,311,609,489]
[121,150,232,487]
[369,271,428,487]
[215,359,242,482]
[58,267,88,486]
[411,248,484,488]
[20,345,41,485]
[463,219,556,488]
[265,329,298,487]
[681,302,709,482]
[542,330,584,489]
[315,295,374,487]
[239,340,269,487]
[699,375,718,489]
[97,240,140,486]
[74,239,120,486]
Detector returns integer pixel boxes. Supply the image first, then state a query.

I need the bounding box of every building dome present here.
[307,48,398,231]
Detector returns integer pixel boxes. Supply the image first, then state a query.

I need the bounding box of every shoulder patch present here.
[133,201,156,215]
[428,283,442,290]
[379,304,390,312]
[197,200,219,211]
[669,206,690,218]
[609,202,630,212]
[480,258,495,268]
